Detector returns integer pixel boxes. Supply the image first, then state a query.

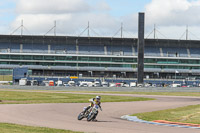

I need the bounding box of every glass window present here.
[192,66,200,69]
[122,64,132,68]
[10,62,20,65]
[111,64,122,67]
[66,63,76,66]
[89,57,99,62]
[0,62,9,64]
[144,65,161,68]
[78,57,88,61]
[55,56,66,61]
[179,59,188,64]
[112,58,123,62]
[144,59,156,63]
[78,63,88,67]
[123,58,134,63]
[10,55,21,60]
[167,59,179,64]
[66,56,77,61]
[55,63,66,66]
[0,55,9,59]
[28,70,32,75]
[157,59,167,64]
[33,56,43,60]
[100,57,111,62]
[44,56,55,60]
[89,64,100,67]
[101,64,110,67]
[40,62,55,66]
[0,69,12,75]
[22,55,32,60]
[188,60,199,64]
[24,62,35,65]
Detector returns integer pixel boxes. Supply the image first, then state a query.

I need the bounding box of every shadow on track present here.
[80,120,116,123]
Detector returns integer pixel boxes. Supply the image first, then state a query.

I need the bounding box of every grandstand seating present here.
[190,48,200,57]
[23,43,48,53]
[79,45,104,55]
[107,45,121,55]
[0,42,198,58]
[51,44,76,54]
[145,47,161,57]
[106,45,133,56]
[162,47,188,57]
[0,43,20,53]
[121,45,133,56]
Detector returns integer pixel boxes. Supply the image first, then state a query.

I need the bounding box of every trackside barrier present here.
[121,115,200,129]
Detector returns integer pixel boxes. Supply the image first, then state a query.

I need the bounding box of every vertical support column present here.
[132,45,135,56]
[76,39,79,54]
[160,48,163,57]
[48,45,51,54]
[104,45,107,55]
[187,48,191,58]
[137,12,145,85]
[20,44,23,53]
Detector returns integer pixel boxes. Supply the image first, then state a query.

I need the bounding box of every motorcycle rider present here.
[83,96,102,121]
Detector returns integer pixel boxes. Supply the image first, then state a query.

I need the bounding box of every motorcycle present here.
[78,104,101,121]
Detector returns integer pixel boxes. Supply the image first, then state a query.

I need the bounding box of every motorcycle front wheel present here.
[78,112,84,120]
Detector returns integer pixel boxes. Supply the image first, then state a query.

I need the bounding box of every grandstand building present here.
[0,34,200,80]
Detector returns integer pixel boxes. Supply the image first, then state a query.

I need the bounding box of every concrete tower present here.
[137,12,145,85]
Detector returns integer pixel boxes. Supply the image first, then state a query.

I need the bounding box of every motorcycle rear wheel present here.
[87,113,95,121]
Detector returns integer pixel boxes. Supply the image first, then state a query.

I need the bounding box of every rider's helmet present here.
[96,96,101,101]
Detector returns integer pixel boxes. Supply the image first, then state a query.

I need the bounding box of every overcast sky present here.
[1,0,200,39]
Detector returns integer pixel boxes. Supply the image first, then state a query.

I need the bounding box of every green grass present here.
[0,91,154,104]
[0,123,82,133]
[70,91,200,97]
[132,104,200,124]
[120,92,200,97]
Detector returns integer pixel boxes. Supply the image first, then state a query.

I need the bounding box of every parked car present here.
[102,81,108,87]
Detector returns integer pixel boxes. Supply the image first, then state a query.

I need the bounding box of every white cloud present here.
[9,0,200,39]
[141,0,200,39]
[145,0,200,26]
[13,14,71,34]
[11,0,121,36]
[16,0,90,14]
[93,1,111,11]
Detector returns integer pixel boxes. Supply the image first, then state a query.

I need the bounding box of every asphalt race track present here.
[0,92,200,133]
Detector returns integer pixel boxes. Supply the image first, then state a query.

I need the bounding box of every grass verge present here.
[132,104,200,124]
[0,123,82,133]
[69,91,200,97]
[0,91,154,104]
